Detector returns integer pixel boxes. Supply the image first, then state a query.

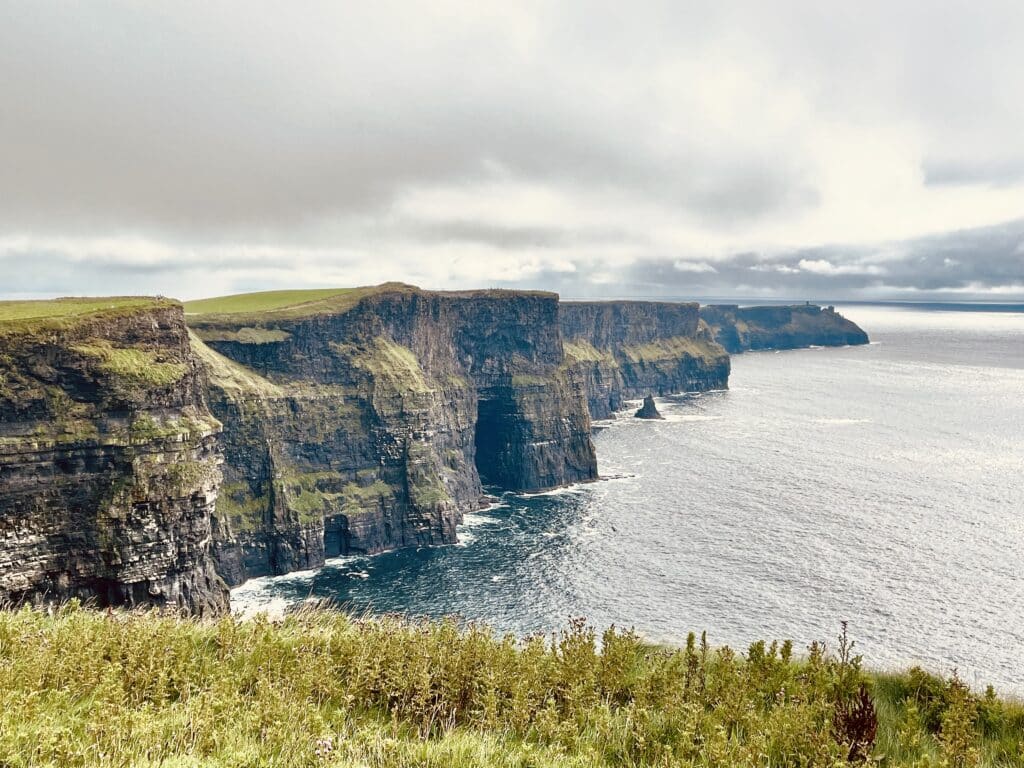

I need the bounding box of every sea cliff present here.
[0,288,869,612]
[700,304,869,353]
[186,285,597,586]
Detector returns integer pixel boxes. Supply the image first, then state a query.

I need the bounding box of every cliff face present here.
[0,300,228,615]
[187,286,597,585]
[700,304,869,353]
[559,302,731,419]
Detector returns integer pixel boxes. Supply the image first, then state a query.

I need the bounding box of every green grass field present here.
[183,284,422,325]
[0,297,165,323]
[0,606,1020,767]
[0,298,175,337]
[184,288,362,316]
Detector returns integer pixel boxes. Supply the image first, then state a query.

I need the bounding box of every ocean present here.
[233,304,1024,694]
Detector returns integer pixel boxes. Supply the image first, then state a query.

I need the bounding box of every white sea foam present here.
[519,485,588,498]
[662,413,722,423]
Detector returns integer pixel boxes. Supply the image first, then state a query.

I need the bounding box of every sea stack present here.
[634,395,664,420]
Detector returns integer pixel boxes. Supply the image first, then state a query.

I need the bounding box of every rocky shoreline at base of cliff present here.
[0,286,868,614]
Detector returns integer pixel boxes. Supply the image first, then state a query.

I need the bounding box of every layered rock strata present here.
[0,299,228,614]
[0,289,869,610]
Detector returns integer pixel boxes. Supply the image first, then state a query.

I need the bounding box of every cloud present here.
[1,2,1023,300]
[797,259,886,276]
[673,261,718,274]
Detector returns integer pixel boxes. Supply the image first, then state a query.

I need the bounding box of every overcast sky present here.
[2,1,1023,301]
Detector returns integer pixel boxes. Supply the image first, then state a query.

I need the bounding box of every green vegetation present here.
[620,336,723,365]
[275,471,392,524]
[185,288,362,316]
[333,338,432,395]
[277,470,345,524]
[339,480,393,514]
[188,331,284,398]
[184,284,419,325]
[196,327,293,344]
[0,607,1019,767]
[563,339,616,364]
[0,297,175,337]
[73,340,188,388]
[215,482,269,533]
[164,460,219,496]
[127,412,219,444]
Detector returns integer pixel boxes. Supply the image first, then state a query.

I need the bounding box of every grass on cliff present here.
[188,331,285,398]
[72,340,189,388]
[330,337,433,395]
[184,284,420,326]
[0,297,176,336]
[620,336,725,365]
[563,339,617,364]
[184,288,362,315]
[1,606,1021,768]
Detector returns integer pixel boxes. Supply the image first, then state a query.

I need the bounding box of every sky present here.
[2,1,1023,301]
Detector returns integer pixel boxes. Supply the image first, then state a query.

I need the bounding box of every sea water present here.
[233,304,1024,694]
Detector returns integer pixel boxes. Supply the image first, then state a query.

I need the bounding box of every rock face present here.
[559,301,731,419]
[700,304,869,353]
[634,395,664,420]
[186,285,597,586]
[0,299,228,615]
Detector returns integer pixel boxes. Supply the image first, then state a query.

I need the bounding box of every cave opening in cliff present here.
[474,393,516,490]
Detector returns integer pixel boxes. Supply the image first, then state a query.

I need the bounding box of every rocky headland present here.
[700,303,870,353]
[0,286,868,612]
[186,284,597,586]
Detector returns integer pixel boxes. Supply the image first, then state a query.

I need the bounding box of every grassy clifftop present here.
[184,283,421,327]
[0,297,178,337]
[0,606,1019,767]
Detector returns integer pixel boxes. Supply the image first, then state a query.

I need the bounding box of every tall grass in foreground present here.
[0,604,1020,767]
